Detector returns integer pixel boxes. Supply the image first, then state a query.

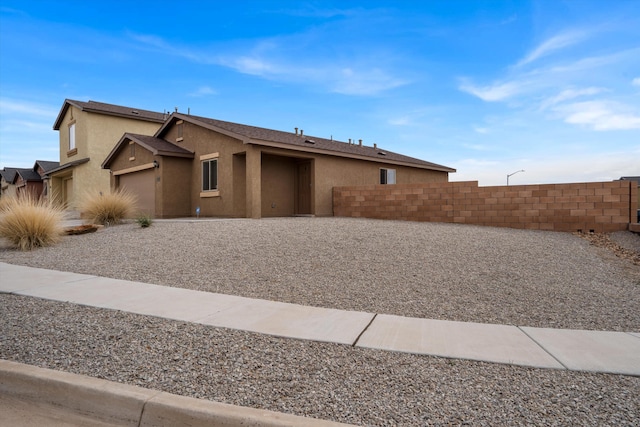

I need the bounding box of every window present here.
[176,120,184,142]
[69,123,76,150]
[202,159,218,191]
[380,168,396,184]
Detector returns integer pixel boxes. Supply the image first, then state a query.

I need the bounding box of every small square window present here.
[202,159,218,191]
[380,168,396,184]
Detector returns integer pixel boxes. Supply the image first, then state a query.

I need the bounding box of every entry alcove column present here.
[246,145,262,219]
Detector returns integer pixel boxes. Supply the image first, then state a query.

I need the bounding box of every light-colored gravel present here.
[1,217,639,331]
[2,294,639,426]
[2,218,640,425]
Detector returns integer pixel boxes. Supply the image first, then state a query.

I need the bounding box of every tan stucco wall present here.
[56,106,162,209]
[158,156,192,218]
[261,154,296,217]
[313,154,448,216]
[163,122,249,217]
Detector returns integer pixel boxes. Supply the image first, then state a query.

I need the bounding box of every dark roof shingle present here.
[34,160,60,174]
[171,114,455,172]
[54,99,166,130]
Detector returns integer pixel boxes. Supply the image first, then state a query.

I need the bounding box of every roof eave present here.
[248,139,456,172]
[156,113,250,143]
[46,158,90,176]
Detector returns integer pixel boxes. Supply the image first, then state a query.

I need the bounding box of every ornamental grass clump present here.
[80,190,137,226]
[0,194,65,251]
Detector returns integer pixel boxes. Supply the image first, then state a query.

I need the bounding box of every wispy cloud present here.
[553,101,640,131]
[0,98,58,117]
[458,20,640,134]
[458,80,524,102]
[516,30,588,67]
[188,86,217,97]
[130,23,409,97]
[539,87,607,110]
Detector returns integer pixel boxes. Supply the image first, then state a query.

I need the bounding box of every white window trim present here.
[201,158,218,193]
[69,122,76,151]
[380,168,396,185]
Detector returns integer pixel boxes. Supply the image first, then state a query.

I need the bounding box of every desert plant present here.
[0,194,64,250]
[0,196,16,212]
[135,214,153,228]
[80,190,137,226]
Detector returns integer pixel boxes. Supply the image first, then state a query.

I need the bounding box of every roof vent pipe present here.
[374,143,377,149]
[300,129,304,136]
[359,139,362,147]
[295,127,298,135]
[349,138,351,144]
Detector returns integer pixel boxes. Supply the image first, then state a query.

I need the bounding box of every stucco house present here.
[49,100,166,210]
[102,112,455,218]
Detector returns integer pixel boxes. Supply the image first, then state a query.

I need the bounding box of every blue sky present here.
[0,0,638,185]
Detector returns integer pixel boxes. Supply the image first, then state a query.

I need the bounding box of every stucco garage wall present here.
[334,180,638,233]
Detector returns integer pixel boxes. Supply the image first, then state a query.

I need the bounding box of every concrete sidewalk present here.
[1,262,639,376]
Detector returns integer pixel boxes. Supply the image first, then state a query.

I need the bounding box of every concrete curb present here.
[0,360,354,427]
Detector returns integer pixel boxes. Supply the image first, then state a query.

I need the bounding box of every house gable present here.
[51,99,166,209]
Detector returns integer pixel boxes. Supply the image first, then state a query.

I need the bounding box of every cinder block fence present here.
[333,180,638,233]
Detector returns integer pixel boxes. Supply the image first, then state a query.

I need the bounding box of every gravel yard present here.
[2,295,639,426]
[1,218,640,426]
[1,217,639,331]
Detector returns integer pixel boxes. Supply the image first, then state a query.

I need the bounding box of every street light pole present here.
[507,169,525,186]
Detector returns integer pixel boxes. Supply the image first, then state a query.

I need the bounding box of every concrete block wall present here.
[333,180,638,233]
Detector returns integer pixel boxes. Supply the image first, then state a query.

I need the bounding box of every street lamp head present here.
[507,169,525,185]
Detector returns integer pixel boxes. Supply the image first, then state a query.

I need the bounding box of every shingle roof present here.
[45,158,90,176]
[34,160,60,174]
[14,168,42,183]
[164,113,455,172]
[127,134,194,156]
[53,99,167,130]
[0,168,21,183]
[102,134,194,169]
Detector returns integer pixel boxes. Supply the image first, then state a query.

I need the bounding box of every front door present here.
[296,161,311,214]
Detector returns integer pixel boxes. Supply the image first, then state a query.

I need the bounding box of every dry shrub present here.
[80,190,137,225]
[0,196,16,212]
[0,194,64,250]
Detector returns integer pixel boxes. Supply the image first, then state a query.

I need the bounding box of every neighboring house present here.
[33,160,60,199]
[102,112,456,218]
[13,168,44,197]
[0,168,23,198]
[50,99,166,210]
[5,161,60,199]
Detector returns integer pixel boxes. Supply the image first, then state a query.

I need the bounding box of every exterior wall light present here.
[153,160,159,169]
